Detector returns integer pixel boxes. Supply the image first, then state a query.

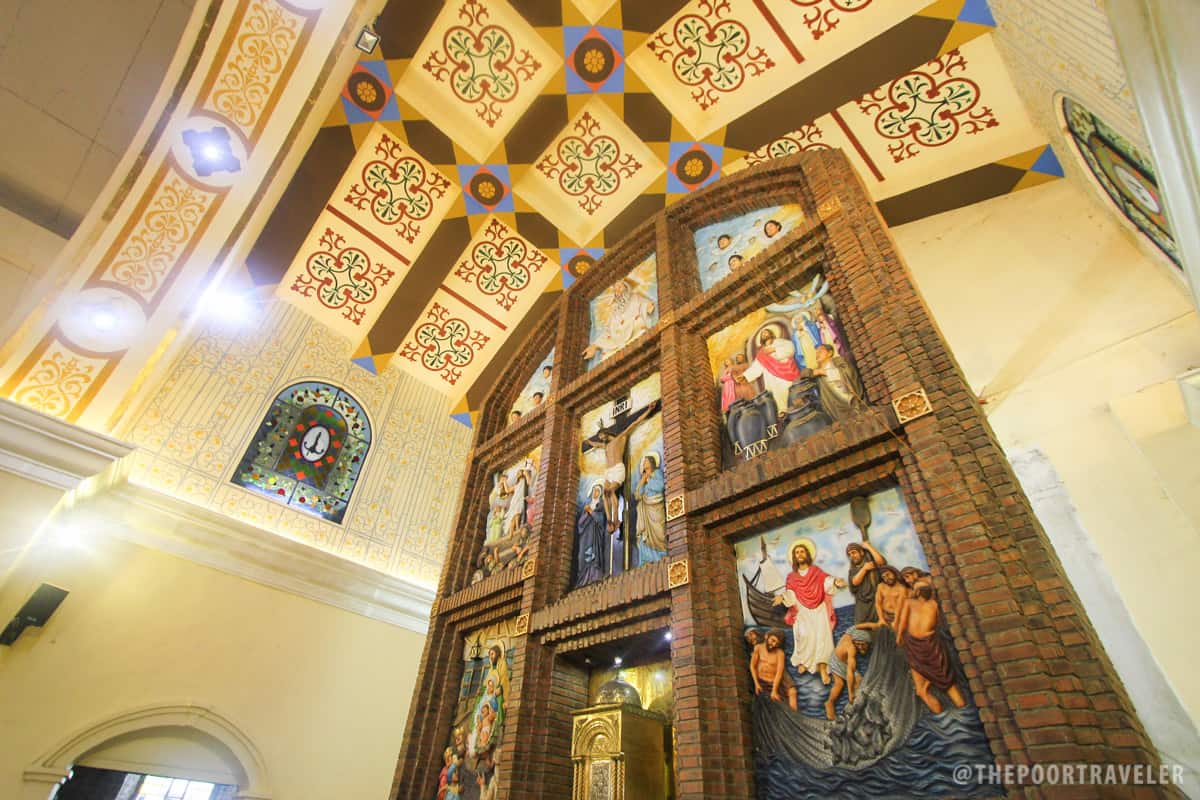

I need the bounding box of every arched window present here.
[231,382,371,523]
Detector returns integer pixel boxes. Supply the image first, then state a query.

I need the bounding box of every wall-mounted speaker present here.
[0,583,68,645]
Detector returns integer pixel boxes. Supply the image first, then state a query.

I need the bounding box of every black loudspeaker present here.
[0,583,68,645]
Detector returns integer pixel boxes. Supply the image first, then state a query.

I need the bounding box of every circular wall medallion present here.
[676,148,714,185]
[567,252,595,278]
[1061,96,1179,267]
[573,36,615,84]
[468,171,506,207]
[347,70,388,113]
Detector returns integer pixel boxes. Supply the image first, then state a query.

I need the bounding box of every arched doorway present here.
[22,704,271,800]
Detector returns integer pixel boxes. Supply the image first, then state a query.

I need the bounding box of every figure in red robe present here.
[772,540,846,684]
[738,328,801,413]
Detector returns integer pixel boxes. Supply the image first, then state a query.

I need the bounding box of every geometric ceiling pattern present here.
[248,0,1065,425]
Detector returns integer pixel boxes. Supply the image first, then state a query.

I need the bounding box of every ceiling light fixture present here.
[355,26,380,54]
[88,308,118,332]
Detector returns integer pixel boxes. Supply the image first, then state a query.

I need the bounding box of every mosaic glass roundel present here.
[232,381,372,524]
[1062,96,1180,268]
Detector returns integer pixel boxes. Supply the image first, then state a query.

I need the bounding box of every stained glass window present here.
[1062,96,1181,268]
[231,382,371,524]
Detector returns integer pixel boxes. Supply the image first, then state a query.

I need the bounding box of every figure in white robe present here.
[485,476,511,545]
[738,328,801,414]
[504,463,533,538]
[582,279,655,362]
[772,540,846,684]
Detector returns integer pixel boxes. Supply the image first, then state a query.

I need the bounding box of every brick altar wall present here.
[391,151,1168,800]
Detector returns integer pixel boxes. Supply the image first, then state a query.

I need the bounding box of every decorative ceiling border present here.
[0,0,377,432]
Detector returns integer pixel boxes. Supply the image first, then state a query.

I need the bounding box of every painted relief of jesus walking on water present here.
[735,488,997,799]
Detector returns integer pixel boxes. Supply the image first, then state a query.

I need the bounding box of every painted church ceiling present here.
[248,0,1063,424]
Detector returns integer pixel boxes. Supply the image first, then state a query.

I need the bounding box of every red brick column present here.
[660,320,756,799]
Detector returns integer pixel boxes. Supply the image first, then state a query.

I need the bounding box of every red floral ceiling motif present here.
[420,0,543,128]
[789,0,874,40]
[744,121,831,166]
[344,131,453,243]
[645,0,775,111]
[534,111,644,215]
[398,303,491,386]
[290,228,396,325]
[453,219,549,311]
[856,49,999,163]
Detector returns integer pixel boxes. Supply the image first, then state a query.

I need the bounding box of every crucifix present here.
[581,395,663,575]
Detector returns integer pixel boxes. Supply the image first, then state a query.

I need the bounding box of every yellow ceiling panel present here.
[726,35,1045,202]
[274,125,460,344]
[393,217,561,399]
[514,96,664,244]
[626,0,927,139]
[394,0,562,162]
[830,34,1046,200]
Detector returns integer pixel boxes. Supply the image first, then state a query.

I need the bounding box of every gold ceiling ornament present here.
[513,613,530,636]
[667,558,690,589]
[665,493,686,521]
[202,0,315,143]
[429,597,440,617]
[521,555,537,580]
[100,165,223,306]
[892,386,933,424]
[3,344,110,422]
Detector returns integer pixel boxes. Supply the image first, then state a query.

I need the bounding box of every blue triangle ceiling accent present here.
[351,356,378,375]
[450,412,473,428]
[1030,145,1064,177]
[959,0,997,27]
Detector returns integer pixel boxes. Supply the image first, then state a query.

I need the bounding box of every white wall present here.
[0,515,425,800]
[0,207,67,346]
[892,177,1200,766]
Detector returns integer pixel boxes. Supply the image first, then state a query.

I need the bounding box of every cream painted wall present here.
[0,520,425,800]
[0,471,65,578]
[891,177,1200,736]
